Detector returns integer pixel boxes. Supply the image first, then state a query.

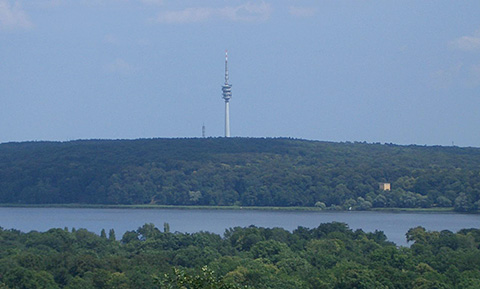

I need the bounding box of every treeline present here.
[0,138,480,211]
[0,223,479,288]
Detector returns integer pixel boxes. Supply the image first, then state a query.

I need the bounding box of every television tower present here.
[222,50,232,137]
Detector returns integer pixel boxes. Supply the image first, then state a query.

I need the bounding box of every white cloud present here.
[105,58,138,75]
[449,29,480,51]
[0,0,32,30]
[154,1,271,24]
[288,6,316,18]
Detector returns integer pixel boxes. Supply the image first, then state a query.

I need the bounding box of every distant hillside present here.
[0,138,479,211]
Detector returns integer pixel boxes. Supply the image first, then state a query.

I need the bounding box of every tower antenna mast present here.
[221,50,232,137]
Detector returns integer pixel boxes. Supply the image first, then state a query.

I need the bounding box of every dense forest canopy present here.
[0,223,479,288]
[0,138,479,211]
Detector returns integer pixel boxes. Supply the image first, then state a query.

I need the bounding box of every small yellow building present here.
[379,183,391,191]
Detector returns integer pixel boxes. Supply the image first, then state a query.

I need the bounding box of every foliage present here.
[1,138,480,211]
[0,223,479,288]
[154,266,244,289]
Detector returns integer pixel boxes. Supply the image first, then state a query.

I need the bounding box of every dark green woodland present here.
[0,223,479,288]
[0,138,479,211]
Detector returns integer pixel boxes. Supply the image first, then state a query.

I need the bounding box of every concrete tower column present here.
[222,50,232,137]
[225,101,230,137]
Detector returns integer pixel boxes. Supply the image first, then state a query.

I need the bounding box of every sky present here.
[1,0,480,147]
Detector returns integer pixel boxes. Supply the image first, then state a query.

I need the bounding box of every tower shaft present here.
[225,101,230,137]
[222,50,232,137]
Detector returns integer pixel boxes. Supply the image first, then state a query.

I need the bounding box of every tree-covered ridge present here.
[0,223,479,288]
[0,138,479,211]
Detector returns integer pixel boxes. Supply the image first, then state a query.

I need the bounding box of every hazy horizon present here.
[1,136,478,149]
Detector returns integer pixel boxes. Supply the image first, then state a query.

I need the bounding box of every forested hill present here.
[0,138,479,211]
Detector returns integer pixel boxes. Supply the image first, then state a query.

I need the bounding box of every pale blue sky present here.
[1,0,480,146]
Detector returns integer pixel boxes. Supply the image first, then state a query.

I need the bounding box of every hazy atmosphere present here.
[1,0,480,146]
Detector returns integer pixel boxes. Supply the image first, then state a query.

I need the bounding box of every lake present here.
[0,207,478,246]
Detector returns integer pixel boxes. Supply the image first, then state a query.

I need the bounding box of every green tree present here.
[455,193,474,212]
[436,196,452,207]
[155,266,243,289]
[108,229,116,241]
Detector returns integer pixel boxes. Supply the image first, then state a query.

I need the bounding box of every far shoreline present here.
[0,203,476,214]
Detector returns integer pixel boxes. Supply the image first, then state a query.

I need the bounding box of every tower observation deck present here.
[222,50,232,137]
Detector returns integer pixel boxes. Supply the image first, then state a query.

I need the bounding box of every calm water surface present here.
[0,207,478,246]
